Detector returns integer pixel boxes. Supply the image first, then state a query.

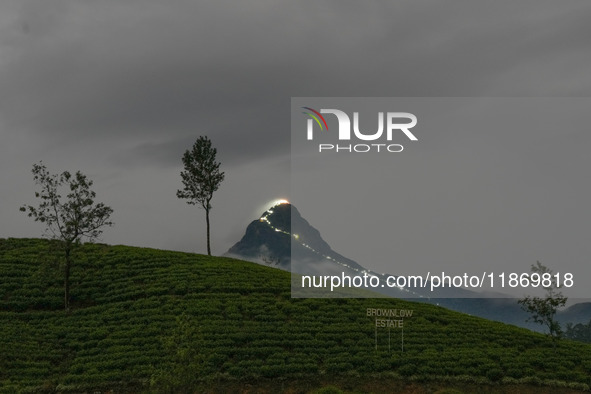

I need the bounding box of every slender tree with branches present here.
[518,261,567,342]
[20,162,114,311]
[176,136,225,256]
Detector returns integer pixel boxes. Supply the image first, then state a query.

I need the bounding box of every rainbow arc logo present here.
[301,107,328,139]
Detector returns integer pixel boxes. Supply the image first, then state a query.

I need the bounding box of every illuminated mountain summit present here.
[225,202,365,273]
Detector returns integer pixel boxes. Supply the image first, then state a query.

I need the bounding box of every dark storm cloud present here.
[115,132,288,169]
[3,0,591,168]
[2,0,302,164]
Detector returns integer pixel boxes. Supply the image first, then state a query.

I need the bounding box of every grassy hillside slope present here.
[1,238,591,393]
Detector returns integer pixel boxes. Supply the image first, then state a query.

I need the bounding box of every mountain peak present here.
[225,201,365,273]
[225,202,293,267]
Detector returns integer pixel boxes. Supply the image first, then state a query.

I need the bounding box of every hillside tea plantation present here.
[1,238,591,393]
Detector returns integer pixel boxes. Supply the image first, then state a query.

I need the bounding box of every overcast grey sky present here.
[1,1,590,292]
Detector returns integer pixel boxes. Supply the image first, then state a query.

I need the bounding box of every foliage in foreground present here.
[518,261,568,341]
[19,162,114,311]
[1,238,591,393]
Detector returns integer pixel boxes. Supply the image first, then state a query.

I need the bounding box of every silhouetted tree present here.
[20,162,113,311]
[176,136,225,255]
[518,261,567,342]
